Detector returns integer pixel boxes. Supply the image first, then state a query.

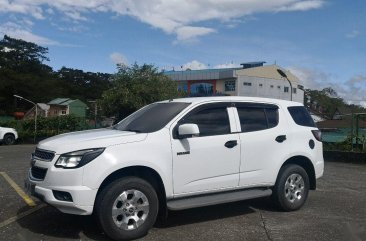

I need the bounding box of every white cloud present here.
[110,52,128,65]
[288,66,332,90]
[288,66,366,106]
[0,22,59,45]
[215,62,241,69]
[175,26,216,41]
[182,60,207,70]
[346,30,360,39]
[0,0,326,41]
[276,0,324,11]
[180,60,242,70]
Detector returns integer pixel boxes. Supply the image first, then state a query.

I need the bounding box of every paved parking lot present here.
[0,145,365,241]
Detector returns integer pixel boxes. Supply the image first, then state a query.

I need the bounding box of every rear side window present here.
[237,108,267,132]
[288,106,315,127]
[266,108,279,128]
[179,106,230,137]
[237,106,279,132]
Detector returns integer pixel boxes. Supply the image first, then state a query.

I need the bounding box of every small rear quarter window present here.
[287,106,315,127]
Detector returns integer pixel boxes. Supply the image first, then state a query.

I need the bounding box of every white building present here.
[165,62,304,103]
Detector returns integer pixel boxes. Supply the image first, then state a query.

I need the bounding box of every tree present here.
[100,63,184,119]
[0,35,57,114]
[57,67,111,102]
[305,87,366,118]
[0,35,111,116]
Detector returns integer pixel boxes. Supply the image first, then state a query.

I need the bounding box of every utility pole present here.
[88,100,97,128]
[14,95,37,143]
[277,69,293,101]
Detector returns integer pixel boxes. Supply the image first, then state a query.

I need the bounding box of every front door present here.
[171,104,240,195]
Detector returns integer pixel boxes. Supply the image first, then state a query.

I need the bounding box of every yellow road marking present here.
[0,204,46,229]
[0,172,36,207]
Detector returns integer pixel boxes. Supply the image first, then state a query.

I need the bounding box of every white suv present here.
[26,97,324,240]
[0,126,18,145]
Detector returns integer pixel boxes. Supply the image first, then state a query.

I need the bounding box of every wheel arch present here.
[95,165,167,215]
[280,156,316,190]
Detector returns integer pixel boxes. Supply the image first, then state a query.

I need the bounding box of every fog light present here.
[53,190,73,202]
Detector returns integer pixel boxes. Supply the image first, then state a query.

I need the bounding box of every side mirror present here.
[178,124,199,139]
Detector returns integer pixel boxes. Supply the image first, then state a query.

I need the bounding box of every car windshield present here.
[112,102,191,133]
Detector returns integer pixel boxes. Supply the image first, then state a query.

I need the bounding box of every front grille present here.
[31,166,48,180]
[34,148,55,161]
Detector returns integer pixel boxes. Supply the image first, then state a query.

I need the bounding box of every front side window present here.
[113,102,191,133]
[178,106,230,137]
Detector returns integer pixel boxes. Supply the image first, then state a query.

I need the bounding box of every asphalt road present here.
[0,144,365,241]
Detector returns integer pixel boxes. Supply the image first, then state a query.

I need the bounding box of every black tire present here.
[95,177,159,240]
[3,134,15,145]
[272,164,309,211]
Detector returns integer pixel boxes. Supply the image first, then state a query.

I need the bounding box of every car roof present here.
[160,96,303,108]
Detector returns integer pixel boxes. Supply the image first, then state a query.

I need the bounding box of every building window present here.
[270,85,274,88]
[243,82,252,86]
[225,81,236,91]
[293,88,297,94]
[178,83,188,92]
[284,87,289,93]
[61,110,67,115]
[259,83,263,87]
[277,86,281,89]
[190,83,214,96]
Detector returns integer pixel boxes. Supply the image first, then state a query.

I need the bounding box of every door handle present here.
[225,140,238,148]
[275,135,287,143]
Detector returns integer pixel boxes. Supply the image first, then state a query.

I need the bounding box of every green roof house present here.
[48,98,87,118]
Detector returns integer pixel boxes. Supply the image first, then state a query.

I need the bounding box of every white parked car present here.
[26,97,324,240]
[0,126,18,145]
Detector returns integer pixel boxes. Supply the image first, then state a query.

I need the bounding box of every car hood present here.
[38,128,147,154]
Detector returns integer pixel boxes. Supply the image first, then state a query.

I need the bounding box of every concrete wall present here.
[236,76,304,103]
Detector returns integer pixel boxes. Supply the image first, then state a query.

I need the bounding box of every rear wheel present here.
[272,164,309,211]
[95,177,159,240]
[3,134,15,145]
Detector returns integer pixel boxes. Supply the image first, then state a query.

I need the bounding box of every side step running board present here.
[167,188,272,211]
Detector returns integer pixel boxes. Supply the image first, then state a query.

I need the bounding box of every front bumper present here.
[26,155,98,215]
[25,178,96,215]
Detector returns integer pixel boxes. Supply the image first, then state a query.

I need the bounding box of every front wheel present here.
[272,164,309,211]
[3,134,15,145]
[95,177,159,240]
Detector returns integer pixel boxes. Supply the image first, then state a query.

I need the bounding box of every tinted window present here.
[113,102,190,133]
[266,108,279,128]
[288,106,315,127]
[180,107,230,136]
[238,108,267,132]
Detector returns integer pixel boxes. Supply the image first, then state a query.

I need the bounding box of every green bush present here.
[0,115,93,141]
[323,135,366,152]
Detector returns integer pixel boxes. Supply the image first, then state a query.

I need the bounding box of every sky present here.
[0,0,365,105]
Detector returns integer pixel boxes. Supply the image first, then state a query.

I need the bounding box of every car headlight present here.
[55,148,105,168]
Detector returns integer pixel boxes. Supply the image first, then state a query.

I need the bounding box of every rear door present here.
[235,103,290,187]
